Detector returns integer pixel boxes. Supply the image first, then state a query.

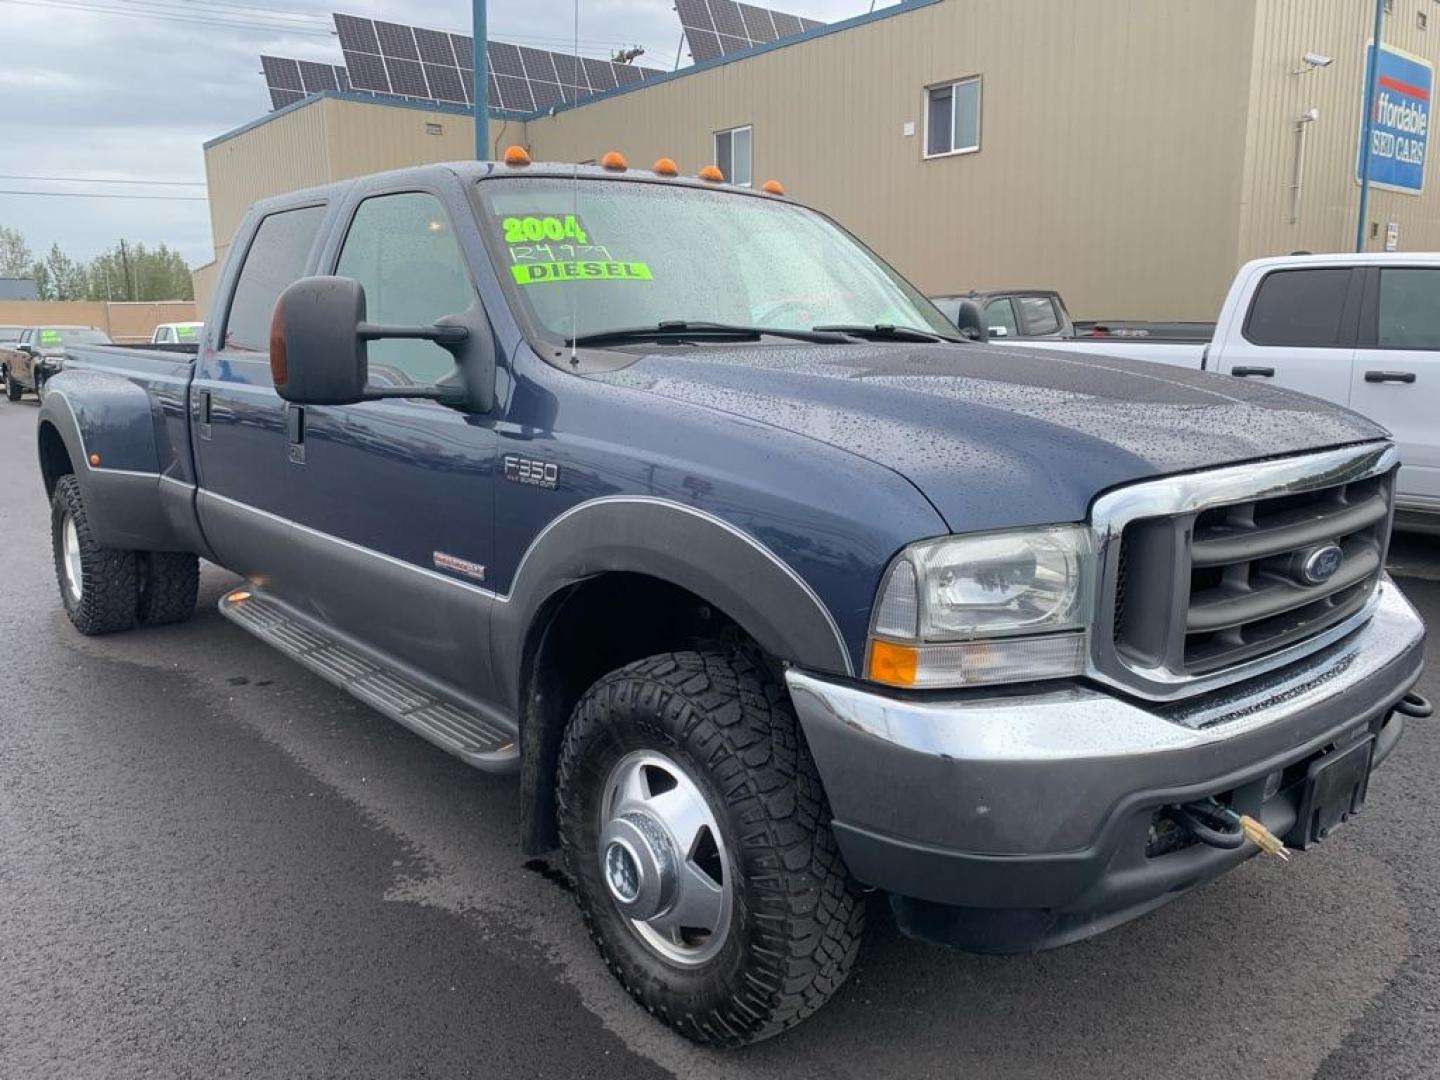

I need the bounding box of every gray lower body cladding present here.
[786,580,1426,953]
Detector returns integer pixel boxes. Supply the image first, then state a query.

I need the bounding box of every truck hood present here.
[591,342,1387,532]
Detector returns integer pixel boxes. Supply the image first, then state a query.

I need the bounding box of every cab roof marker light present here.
[600,150,628,171]
[698,164,724,182]
[761,179,786,195]
[653,157,680,176]
[503,145,531,167]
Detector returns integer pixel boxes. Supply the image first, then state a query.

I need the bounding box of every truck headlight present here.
[867,525,1095,688]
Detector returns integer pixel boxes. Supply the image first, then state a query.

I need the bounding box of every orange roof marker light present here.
[503,145,531,167]
[600,150,628,171]
[761,179,786,196]
[653,157,680,177]
[697,164,724,182]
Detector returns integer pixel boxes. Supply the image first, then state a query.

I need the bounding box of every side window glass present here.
[1377,269,1440,349]
[224,205,326,353]
[1244,268,1351,347]
[985,298,1019,336]
[335,191,475,387]
[1017,296,1060,335]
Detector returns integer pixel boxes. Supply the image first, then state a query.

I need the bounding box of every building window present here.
[925,76,981,158]
[714,125,752,187]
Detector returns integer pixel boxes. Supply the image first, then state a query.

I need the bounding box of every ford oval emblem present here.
[1298,543,1344,586]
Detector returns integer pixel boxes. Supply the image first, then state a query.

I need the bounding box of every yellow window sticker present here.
[511,261,653,286]
[502,214,589,245]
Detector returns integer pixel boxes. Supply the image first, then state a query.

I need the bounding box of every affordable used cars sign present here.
[1356,41,1431,194]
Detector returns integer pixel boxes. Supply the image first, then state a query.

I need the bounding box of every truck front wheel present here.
[51,475,139,635]
[556,650,864,1046]
[5,373,21,402]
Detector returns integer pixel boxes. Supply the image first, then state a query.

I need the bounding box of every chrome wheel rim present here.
[62,514,82,602]
[598,749,732,967]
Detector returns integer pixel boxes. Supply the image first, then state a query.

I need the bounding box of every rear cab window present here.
[1243,268,1353,347]
[1016,296,1060,336]
[223,205,327,353]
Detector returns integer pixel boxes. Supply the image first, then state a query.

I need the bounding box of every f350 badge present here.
[504,454,559,490]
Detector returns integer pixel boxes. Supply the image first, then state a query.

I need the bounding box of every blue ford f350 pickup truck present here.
[36,155,1429,1045]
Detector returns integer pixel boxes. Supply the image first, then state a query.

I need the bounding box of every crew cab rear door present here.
[1351,265,1440,510]
[193,202,330,600]
[1211,264,1361,405]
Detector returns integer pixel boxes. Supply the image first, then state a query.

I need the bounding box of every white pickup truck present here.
[993,253,1439,528]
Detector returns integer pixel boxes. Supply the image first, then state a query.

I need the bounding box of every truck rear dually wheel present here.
[556,649,864,1046]
[137,551,199,626]
[51,475,139,635]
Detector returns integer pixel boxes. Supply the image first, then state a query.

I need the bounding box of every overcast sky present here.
[0,0,893,272]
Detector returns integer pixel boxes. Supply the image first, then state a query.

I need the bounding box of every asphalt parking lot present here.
[0,396,1437,1080]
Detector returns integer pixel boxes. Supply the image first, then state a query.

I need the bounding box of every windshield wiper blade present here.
[566,321,850,347]
[812,323,960,343]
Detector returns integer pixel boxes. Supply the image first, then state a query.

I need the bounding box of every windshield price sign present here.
[1357,41,1431,194]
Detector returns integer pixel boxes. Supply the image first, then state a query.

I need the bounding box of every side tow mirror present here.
[952,300,990,343]
[269,276,481,409]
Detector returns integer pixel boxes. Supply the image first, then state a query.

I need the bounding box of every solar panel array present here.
[331,12,664,114]
[675,0,824,63]
[261,54,353,111]
[262,5,819,113]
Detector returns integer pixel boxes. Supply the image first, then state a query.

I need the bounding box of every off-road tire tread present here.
[556,649,865,1047]
[137,551,199,626]
[51,475,139,635]
[5,375,22,402]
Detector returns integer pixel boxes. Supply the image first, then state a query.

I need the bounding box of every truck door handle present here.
[197,390,213,441]
[1231,366,1275,378]
[286,403,306,465]
[1364,370,1416,384]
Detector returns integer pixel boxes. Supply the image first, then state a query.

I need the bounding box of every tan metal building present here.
[196,0,1440,321]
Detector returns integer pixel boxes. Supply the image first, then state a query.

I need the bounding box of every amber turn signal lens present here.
[761,179,785,195]
[653,157,679,176]
[503,145,531,166]
[697,164,724,182]
[600,150,628,170]
[226,590,252,603]
[867,640,919,687]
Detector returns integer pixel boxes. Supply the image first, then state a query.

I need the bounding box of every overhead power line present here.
[0,190,209,201]
[0,174,206,186]
[1,0,651,48]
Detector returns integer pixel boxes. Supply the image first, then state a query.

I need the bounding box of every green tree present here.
[43,243,88,300]
[85,241,194,301]
[29,260,52,300]
[0,226,32,278]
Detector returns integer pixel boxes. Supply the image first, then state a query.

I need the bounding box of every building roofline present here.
[206,0,942,151]
[530,0,942,120]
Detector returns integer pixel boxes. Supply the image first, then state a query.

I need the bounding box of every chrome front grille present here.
[1090,443,1398,701]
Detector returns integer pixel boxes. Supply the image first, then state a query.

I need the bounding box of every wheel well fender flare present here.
[494,497,854,711]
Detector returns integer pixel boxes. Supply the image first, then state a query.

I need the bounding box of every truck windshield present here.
[36,328,111,347]
[475,177,955,346]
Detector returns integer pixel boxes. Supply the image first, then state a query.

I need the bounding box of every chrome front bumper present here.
[786,578,1425,938]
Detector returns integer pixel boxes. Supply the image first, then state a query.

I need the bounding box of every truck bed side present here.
[36,344,211,558]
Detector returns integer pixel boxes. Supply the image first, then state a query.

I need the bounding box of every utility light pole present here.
[473,0,488,159]
[1356,0,1386,252]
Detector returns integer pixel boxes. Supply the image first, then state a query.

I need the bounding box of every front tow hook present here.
[1395,692,1433,720]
